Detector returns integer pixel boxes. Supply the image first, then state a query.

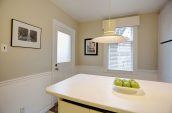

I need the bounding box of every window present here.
[57,31,71,63]
[108,27,135,71]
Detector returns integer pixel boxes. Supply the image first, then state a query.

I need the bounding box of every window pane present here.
[108,27,133,71]
[57,31,71,63]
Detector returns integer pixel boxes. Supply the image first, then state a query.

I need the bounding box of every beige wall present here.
[0,0,78,81]
[77,13,158,70]
[138,13,158,70]
[0,0,159,82]
[77,20,104,66]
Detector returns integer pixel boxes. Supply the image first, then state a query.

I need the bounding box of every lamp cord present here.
[108,0,111,31]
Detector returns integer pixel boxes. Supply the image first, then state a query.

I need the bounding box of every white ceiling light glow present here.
[91,0,127,44]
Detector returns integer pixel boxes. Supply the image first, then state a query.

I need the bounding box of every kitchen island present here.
[46,74,172,113]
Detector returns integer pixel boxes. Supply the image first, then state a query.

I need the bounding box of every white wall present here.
[159,1,172,83]
[0,72,53,113]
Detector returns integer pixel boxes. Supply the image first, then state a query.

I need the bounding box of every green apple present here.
[114,79,123,86]
[129,79,135,83]
[115,77,121,81]
[131,81,140,89]
[122,80,131,87]
[122,79,128,82]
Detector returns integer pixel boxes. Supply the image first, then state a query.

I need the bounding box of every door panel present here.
[52,20,76,84]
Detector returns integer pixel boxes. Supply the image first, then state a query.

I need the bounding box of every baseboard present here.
[39,103,55,113]
[39,96,58,113]
[39,104,52,113]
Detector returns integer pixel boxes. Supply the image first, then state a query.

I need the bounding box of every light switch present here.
[1,44,8,52]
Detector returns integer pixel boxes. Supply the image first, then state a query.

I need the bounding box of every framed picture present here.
[84,38,98,55]
[11,19,42,49]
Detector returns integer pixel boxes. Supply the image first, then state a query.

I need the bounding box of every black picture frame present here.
[84,38,98,55]
[11,19,42,49]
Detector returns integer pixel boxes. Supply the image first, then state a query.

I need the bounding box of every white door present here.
[52,20,76,84]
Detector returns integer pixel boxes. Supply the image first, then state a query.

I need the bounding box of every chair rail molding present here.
[76,65,158,81]
[0,71,55,113]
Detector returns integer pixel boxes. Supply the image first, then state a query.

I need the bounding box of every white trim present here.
[39,104,54,113]
[52,19,76,71]
[51,20,76,109]
[133,27,138,71]
[0,72,53,113]
[0,72,51,87]
[53,19,75,33]
[52,19,76,84]
[39,101,57,113]
[103,16,140,29]
[115,16,140,27]
[76,65,158,81]
[103,27,138,74]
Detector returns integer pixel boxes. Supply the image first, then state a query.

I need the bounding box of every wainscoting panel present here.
[0,66,158,113]
[0,72,54,113]
[76,65,158,81]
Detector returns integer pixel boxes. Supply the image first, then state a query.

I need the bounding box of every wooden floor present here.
[49,103,58,113]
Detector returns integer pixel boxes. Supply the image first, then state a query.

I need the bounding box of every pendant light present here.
[91,0,127,43]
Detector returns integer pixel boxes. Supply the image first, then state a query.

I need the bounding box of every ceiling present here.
[51,0,168,22]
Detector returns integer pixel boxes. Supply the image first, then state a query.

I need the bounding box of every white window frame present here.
[57,31,72,63]
[52,19,76,70]
[103,27,138,74]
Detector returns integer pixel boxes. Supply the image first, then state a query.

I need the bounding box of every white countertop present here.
[46,74,172,113]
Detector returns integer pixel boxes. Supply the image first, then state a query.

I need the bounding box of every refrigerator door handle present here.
[160,39,172,44]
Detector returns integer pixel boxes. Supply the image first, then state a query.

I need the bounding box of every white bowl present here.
[113,85,140,94]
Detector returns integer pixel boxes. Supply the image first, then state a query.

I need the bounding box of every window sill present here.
[103,68,137,75]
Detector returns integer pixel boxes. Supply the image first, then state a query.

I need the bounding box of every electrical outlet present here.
[20,107,25,113]
[1,44,7,52]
